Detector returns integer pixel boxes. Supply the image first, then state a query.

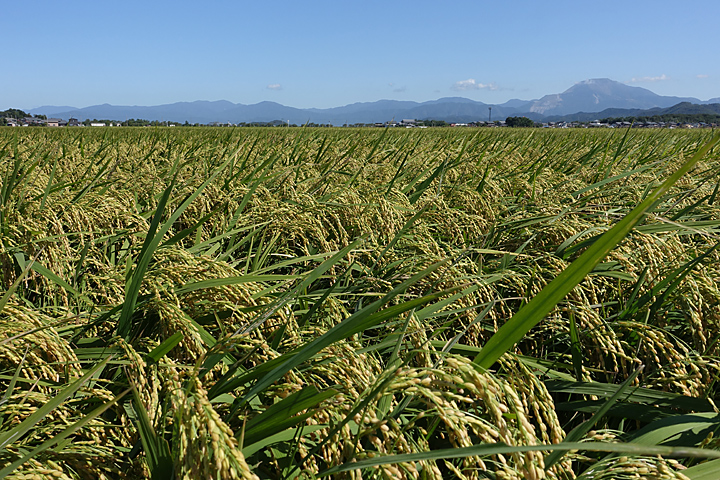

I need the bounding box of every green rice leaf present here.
[241,386,338,447]
[684,458,720,479]
[131,384,173,479]
[145,331,184,363]
[629,412,720,447]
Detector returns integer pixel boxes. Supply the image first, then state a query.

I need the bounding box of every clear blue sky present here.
[2,1,718,110]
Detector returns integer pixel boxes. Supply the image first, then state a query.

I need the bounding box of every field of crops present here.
[1,126,720,479]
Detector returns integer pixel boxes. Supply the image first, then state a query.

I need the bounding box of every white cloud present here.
[697,74,709,79]
[628,74,667,83]
[452,79,498,91]
[266,83,282,90]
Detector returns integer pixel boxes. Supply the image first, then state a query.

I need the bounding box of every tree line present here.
[599,113,720,124]
[0,109,46,126]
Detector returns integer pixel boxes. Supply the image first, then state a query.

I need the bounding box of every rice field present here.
[1,126,720,479]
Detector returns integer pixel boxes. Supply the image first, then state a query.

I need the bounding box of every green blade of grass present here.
[629,412,720,447]
[241,386,338,447]
[568,311,583,381]
[173,274,303,296]
[545,380,713,412]
[683,458,720,479]
[241,424,326,458]
[131,384,173,479]
[145,331,184,363]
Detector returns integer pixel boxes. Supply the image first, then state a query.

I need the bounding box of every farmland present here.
[1,126,720,479]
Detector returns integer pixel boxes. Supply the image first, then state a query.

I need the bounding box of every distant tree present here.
[506,116,534,127]
[600,113,720,125]
[417,119,448,127]
[1,108,28,119]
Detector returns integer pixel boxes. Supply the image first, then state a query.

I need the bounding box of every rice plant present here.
[1,126,720,479]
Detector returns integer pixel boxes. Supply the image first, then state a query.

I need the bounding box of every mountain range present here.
[544,102,720,123]
[28,78,720,125]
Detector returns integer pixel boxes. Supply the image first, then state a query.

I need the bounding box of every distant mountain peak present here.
[576,78,615,85]
[530,78,701,116]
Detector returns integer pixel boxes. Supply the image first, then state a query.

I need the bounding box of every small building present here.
[47,118,67,127]
[22,117,45,126]
[90,122,106,127]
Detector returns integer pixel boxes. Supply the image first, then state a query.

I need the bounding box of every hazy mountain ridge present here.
[27,79,717,125]
[545,102,720,123]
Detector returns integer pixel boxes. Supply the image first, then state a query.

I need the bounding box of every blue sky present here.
[2,1,718,110]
